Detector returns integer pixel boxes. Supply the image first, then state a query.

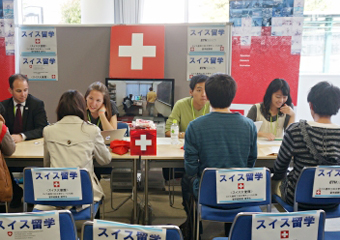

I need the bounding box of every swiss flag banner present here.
[130,129,157,156]
[110,26,165,78]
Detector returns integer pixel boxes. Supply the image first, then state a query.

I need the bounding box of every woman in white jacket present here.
[39,90,111,212]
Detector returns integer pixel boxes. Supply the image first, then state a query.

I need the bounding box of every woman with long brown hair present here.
[85,82,119,130]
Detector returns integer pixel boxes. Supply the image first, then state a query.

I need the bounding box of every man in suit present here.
[1,74,48,208]
[1,74,48,143]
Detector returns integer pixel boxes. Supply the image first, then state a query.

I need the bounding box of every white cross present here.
[118,33,156,70]
[135,135,152,151]
[281,230,289,238]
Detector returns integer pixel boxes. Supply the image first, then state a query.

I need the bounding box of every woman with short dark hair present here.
[272,81,340,209]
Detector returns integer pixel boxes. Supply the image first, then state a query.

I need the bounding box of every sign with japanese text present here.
[31,168,82,201]
[19,27,57,55]
[93,220,166,240]
[0,211,60,240]
[110,26,165,78]
[188,25,228,53]
[312,166,340,198]
[187,54,226,81]
[216,168,266,204]
[19,56,58,81]
[252,211,320,240]
[18,26,58,81]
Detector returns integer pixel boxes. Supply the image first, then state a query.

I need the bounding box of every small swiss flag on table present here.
[110,25,165,78]
[130,129,157,156]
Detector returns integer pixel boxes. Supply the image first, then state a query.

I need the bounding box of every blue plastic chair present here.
[118,122,129,136]
[212,211,326,240]
[0,210,77,240]
[196,168,271,240]
[81,221,183,240]
[23,167,101,221]
[273,166,340,218]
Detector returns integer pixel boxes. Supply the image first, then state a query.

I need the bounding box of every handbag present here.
[299,120,340,165]
[0,119,13,202]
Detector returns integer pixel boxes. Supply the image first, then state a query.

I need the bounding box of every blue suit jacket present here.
[1,94,48,140]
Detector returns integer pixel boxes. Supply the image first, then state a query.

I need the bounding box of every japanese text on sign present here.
[187,54,226,81]
[216,168,266,204]
[313,166,340,198]
[251,210,321,240]
[188,26,228,53]
[0,211,60,240]
[31,168,82,201]
[93,220,166,240]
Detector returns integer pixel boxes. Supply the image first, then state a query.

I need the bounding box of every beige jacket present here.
[43,115,111,203]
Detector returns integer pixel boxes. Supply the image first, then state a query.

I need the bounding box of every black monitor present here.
[105,78,175,121]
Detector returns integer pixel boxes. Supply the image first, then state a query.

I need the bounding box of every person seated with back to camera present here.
[272,81,340,209]
[247,78,295,140]
[180,73,257,239]
[36,90,111,215]
[163,75,210,180]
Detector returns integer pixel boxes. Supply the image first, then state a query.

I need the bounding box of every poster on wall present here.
[110,25,165,78]
[3,0,14,55]
[0,0,15,101]
[228,0,303,114]
[188,25,228,53]
[187,54,226,81]
[18,27,58,81]
[187,24,229,81]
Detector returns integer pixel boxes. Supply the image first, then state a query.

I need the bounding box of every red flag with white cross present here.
[130,129,157,155]
[110,25,165,78]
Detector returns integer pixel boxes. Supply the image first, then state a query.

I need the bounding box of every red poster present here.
[232,35,299,105]
[0,38,14,101]
[110,26,165,78]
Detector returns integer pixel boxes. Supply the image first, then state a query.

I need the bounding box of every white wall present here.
[296,74,340,125]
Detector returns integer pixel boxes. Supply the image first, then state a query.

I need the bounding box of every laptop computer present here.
[101,129,127,145]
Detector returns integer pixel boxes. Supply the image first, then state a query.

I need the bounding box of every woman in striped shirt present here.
[272,81,340,209]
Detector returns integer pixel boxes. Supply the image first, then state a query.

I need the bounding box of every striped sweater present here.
[272,120,340,208]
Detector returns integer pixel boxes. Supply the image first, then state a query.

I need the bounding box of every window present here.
[300,0,340,74]
[18,0,80,24]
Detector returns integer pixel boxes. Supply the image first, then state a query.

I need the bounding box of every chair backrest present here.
[23,167,94,207]
[228,211,326,240]
[198,168,271,209]
[295,166,340,206]
[82,221,183,240]
[118,122,130,136]
[0,210,77,240]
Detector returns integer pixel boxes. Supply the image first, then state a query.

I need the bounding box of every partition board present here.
[19,24,231,123]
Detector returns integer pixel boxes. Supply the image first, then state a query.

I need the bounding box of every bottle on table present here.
[171,119,179,145]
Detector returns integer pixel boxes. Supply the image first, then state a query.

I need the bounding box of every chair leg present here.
[168,168,175,207]
[5,202,9,213]
[101,197,105,219]
[195,203,200,240]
